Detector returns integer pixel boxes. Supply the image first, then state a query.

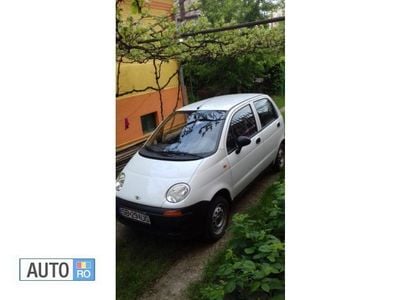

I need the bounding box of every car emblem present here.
[135,195,140,200]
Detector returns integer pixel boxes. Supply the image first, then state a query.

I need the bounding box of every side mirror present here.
[235,136,251,154]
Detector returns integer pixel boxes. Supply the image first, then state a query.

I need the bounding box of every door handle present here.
[256,137,261,144]
[277,122,281,128]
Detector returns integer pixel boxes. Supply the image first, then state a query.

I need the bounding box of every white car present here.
[116,93,284,240]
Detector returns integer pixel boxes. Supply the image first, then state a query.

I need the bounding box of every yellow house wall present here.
[116,0,181,149]
[117,60,179,98]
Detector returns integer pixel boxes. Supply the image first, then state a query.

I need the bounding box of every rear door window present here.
[253,99,278,129]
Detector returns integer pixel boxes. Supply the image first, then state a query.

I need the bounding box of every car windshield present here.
[139,110,226,160]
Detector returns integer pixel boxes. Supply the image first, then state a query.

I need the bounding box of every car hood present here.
[116,153,204,208]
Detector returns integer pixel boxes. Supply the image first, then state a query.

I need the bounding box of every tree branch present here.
[116,68,179,97]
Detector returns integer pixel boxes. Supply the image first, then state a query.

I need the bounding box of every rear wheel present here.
[204,196,229,241]
[273,142,285,172]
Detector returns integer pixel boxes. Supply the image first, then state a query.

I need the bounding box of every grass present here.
[272,94,285,109]
[186,173,285,300]
[246,172,285,224]
[185,248,227,299]
[116,229,189,300]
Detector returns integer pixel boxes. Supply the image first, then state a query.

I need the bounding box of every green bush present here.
[197,180,285,300]
[184,54,285,101]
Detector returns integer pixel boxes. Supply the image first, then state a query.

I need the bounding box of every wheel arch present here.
[212,188,232,203]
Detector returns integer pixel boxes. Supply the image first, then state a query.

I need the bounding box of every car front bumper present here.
[116,197,209,238]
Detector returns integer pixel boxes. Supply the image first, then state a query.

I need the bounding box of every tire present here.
[273,142,285,172]
[204,196,230,242]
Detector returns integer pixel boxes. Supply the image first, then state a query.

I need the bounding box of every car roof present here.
[178,93,265,111]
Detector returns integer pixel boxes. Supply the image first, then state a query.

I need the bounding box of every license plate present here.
[119,207,151,224]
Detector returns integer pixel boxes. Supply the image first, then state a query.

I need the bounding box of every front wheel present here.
[204,196,229,241]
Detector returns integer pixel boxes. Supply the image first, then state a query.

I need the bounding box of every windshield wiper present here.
[160,150,203,159]
[144,145,203,159]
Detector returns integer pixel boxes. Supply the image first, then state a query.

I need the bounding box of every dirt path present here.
[126,169,280,300]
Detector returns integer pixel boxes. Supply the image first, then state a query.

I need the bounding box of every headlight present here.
[116,172,125,191]
[166,183,190,203]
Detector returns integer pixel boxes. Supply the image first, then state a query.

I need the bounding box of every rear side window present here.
[253,99,278,128]
[226,105,257,153]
